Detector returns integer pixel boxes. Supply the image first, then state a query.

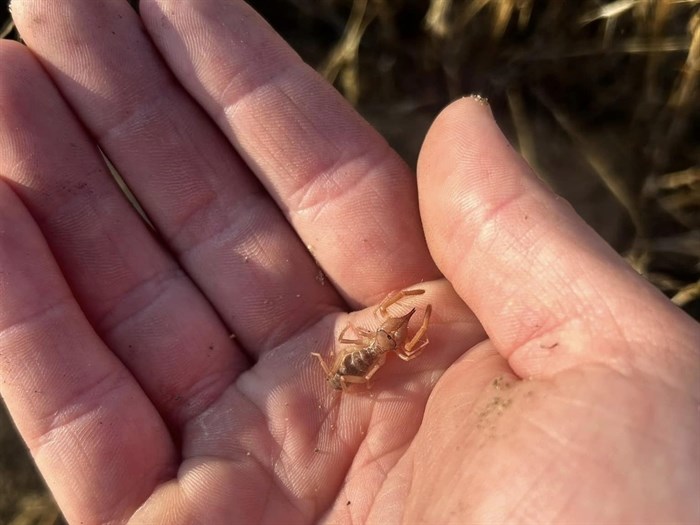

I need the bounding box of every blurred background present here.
[1,0,698,523]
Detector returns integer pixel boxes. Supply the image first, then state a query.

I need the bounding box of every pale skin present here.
[0,1,698,524]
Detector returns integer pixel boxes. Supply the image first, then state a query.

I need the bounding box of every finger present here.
[0,40,243,429]
[418,97,699,378]
[0,179,175,524]
[140,0,440,305]
[10,0,344,354]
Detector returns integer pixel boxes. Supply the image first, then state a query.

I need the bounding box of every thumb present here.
[417,96,698,379]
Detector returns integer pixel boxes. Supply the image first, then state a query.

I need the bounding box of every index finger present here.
[140,0,440,305]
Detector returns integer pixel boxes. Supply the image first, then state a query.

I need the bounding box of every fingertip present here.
[418,94,517,205]
[0,39,51,113]
[0,36,24,57]
[0,40,71,182]
[0,39,34,88]
[418,94,529,278]
[418,96,497,182]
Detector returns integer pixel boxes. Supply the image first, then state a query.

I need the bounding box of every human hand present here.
[1,1,698,524]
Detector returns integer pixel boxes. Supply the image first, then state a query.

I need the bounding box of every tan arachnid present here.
[311,289,432,390]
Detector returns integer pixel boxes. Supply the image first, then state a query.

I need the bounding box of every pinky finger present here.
[0,181,175,524]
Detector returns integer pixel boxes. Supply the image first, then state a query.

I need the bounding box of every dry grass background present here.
[1,0,698,523]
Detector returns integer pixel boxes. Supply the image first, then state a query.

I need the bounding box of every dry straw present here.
[313,0,698,313]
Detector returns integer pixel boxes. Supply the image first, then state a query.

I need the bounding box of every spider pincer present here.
[311,289,431,391]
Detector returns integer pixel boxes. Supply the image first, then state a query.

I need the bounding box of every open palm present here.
[1,1,698,524]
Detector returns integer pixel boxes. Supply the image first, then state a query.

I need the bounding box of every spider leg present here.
[395,344,427,361]
[404,304,432,354]
[374,288,425,317]
[310,352,332,376]
[338,322,372,344]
